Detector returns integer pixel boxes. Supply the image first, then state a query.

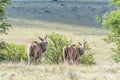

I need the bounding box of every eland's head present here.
[38,35,48,52]
[78,39,87,55]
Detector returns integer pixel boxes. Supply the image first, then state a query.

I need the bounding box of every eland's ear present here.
[38,36,44,41]
[35,34,44,41]
[84,41,87,44]
[45,35,47,39]
[83,39,87,44]
[78,42,82,45]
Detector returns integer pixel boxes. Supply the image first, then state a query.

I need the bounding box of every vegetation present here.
[0,41,7,61]
[0,0,11,61]
[0,63,119,80]
[79,44,96,65]
[101,0,120,62]
[0,43,26,62]
[6,1,110,27]
[43,32,72,64]
[53,0,58,1]
[0,0,11,34]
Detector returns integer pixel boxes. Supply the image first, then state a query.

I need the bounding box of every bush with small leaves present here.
[101,0,120,62]
[43,32,71,64]
[1,43,27,62]
[79,44,96,65]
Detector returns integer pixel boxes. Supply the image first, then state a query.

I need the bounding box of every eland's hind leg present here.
[28,56,32,65]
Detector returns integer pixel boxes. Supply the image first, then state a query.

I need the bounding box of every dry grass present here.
[0,18,120,80]
[0,62,120,80]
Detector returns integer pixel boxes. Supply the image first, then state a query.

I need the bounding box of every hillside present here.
[6,1,115,28]
[11,0,108,2]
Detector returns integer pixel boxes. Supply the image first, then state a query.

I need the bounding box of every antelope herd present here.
[26,35,87,65]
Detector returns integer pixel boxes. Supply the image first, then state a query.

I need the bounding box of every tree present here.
[101,0,120,62]
[0,0,11,60]
[0,0,11,34]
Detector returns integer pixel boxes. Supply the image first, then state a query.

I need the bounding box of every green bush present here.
[111,48,120,62]
[0,52,5,61]
[0,41,7,49]
[43,32,71,64]
[100,0,120,62]
[1,43,27,62]
[79,53,96,65]
[0,41,7,61]
[79,44,96,65]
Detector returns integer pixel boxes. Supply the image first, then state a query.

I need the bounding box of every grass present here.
[0,18,120,80]
[2,18,109,44]
[0,62,120,80]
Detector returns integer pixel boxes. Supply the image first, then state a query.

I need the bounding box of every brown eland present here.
[26,35,48,64]
[62,40,87,64]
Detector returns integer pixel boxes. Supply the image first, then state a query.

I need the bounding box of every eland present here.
[26,35,48,64]
[62,40,87,64]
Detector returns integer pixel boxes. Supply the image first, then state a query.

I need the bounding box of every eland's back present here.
[63,40,87,64]
[26,35,48,64]
[63,45,79,64]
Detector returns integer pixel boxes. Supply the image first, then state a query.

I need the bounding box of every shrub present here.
[0,41,7,49]
[79,44,96,65]
[1,43,27,62]
[111,48,120,62]
[72,6,78,12]
[44,10,50,13]
[100,0,120,62]
[0,52,5,61]
[0,41,7,61]
[43,32,71,64]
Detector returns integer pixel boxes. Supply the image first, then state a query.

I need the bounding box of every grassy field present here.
[0,18,120,80]
[0,62,119,80]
